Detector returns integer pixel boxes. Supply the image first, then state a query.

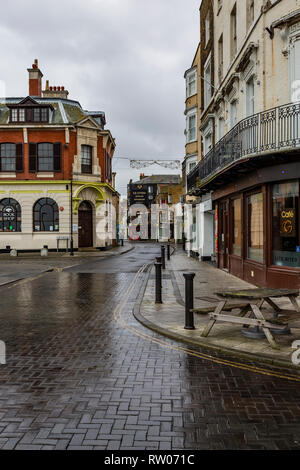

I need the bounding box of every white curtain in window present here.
[246,78,255,116]
[290,37,300,102]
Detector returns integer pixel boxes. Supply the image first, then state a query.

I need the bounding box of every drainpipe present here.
[70,179,74,256]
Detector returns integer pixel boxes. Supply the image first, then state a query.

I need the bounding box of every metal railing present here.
[187,101,300,192]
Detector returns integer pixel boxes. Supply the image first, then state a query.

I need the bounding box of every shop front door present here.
[78,201,93,248]
[219,201,229,270]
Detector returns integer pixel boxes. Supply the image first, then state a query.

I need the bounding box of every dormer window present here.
[7,97,52,124]
[11,109,18,122]
[41,108,48,122]
[9,106,49,123]
[34,108,40,121]
[19,109,25,122]
[11,108,26,122]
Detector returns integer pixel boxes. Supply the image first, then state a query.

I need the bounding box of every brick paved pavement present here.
[139,250,300,369]
[0,243,300,450]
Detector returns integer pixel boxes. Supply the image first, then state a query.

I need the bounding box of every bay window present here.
[187,113,197,143]
[204,57,212,109]
[186,72,197,98]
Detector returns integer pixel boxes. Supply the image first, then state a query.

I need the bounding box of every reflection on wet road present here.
[0,243,299,450]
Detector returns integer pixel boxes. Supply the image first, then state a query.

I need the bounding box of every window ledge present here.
[37,173,54,178]
[0,173,16,178]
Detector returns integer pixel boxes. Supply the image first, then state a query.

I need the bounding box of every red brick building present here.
[0,60,118,252]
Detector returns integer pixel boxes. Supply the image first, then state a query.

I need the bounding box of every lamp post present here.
[70,179,74,256]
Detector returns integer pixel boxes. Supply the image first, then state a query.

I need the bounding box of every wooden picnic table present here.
[198,288,300,350]
[215,288,300,316]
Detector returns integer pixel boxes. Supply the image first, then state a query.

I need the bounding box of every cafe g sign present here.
[280,209,296,237]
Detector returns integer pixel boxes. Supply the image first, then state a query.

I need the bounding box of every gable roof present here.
[6,96,54,110]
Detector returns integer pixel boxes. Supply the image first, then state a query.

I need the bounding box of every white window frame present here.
[202,121,213,157]
[218,116,225,141]
[185,154,198,192]
[186,70,197,98]
[205,13,210,45]
[289,25,300,102]
[229,100,238,129]
[186,110,197,143]
[246,76,255,117]
[203,55,212,110]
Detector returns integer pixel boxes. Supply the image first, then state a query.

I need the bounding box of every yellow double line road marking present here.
[113,263,300,383]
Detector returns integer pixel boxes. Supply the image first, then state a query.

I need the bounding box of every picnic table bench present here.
[196,288,300,350]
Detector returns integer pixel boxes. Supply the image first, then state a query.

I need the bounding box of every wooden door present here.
[219,201,229,270]
[78,202,93,247]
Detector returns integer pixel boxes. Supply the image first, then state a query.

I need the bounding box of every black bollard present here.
[155,257,162,287]
[121,239,124,247]
[155,262,162,304]
[183,272,196,330]
[161,245,166,270]
[182,235,186,251]
[167,244,171,260]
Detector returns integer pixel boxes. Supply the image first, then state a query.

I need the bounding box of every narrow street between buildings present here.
[0,242,299,450]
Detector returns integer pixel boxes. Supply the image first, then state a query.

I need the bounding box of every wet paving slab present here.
[0,243,300,450]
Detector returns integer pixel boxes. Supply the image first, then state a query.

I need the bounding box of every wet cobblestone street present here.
[0,243,300,450]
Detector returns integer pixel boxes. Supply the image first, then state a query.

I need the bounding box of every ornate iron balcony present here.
[187,101,300,193]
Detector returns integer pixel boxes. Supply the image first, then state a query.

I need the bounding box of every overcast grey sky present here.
[0,0,200,195]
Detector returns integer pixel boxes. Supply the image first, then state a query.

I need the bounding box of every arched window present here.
[0,198,21,232]
[33,198,59,232]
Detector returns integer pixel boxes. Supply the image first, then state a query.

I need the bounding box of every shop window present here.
[33,198,59,232]
[0,198,21,232]
[232,198,242,256]
[272,181,299,268]
[247,193,263,262]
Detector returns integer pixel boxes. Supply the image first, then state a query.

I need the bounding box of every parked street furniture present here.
[56,236,69,253]
[198,288,300,350]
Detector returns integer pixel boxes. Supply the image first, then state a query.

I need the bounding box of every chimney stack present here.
[27,59,43,97]
[42,83,69,99]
